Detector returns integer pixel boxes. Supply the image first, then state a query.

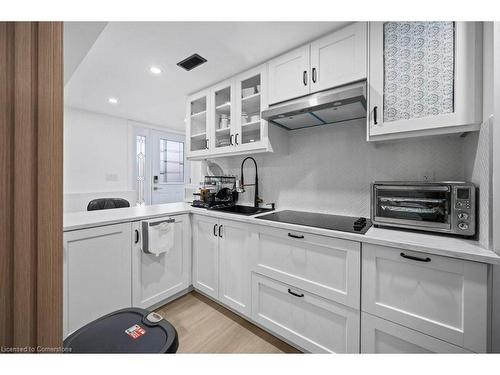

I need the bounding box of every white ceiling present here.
[64,22,350,132]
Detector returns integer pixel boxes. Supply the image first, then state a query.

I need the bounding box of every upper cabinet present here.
[367,22,483,140]
[268,22,367,105]
[187,64,281,160]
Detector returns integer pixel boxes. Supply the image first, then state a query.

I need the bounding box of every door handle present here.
[400,252,431,263]
[373,106,378,125]
[288,233,304,239]
[312,67,317,83]
[288,288,304,298]
[218,224,223,238]
[213,224,218,237]
[303,70,308,86]
[134,229,140,244]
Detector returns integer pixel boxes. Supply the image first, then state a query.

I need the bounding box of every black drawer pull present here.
[400,252,431,262]
[134,229,140,244]
[288,288,304,298]
[287,233,304,239]
[218,224,223,238]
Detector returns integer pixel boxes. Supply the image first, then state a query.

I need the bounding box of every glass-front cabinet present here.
[367,22,482,140]
[186,64,270,159]
[186,89,210,156]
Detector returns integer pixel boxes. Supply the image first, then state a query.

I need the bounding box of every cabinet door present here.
[252,273,360,353]
[211,79,235,152]
[233,64,269,151]
[132,215,191,309]
[361,313,470,353]
[268,44,310,105]
[186,89,211,156]
[368,22,482,139]
[218,219,252,317]
[362,243,488,353]
[310,22,367,93]
[252,225,360,308]
[192,215,219,299]
[63,223,132,337]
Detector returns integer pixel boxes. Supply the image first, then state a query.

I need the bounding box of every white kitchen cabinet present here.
[132,215,191,309]
[251,273,360,353]
[63,223,132,337]
[192,215,252,316]
[186,88,211,158]
[310,22,367,93]
[251,225,360,308]
[268,22,367,105]
[268,44,310,105]
[367,22,483,140]
[211,78,236,152]
[192,215,219,299]
[218,219,252,316]
[361,313,470,353]
[362,243,488,352]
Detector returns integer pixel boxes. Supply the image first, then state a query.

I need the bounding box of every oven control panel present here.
[454,186,474,235]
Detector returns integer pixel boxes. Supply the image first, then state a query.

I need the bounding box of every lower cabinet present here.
[362,243,489,353]
[251,273,360,353]
[63,223,132,337]
[361,313,470,353]
[132,214,191,309]
[192,215,252,317]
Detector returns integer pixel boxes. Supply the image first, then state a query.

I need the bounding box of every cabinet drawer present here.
[362,243,488,352]
[361,313,470,353]
[252,273,360,353]
[252,225,360,308]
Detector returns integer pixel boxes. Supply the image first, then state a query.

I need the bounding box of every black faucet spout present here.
[240,156,260,208]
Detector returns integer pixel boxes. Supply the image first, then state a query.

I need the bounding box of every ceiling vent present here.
[177,53,207,71]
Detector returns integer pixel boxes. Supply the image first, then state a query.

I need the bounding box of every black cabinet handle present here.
[400,252,431,262]
[288,233,304,239]
[312,67,317,83]
[218,224,223,238]
[288,288,304,298]
[213,224,218,237]
[235,133,239,145]
[230,134,234,146]
[134,229,140,244]
[373,106,378,125]
[303,70,308,86]
[205,139,209,149]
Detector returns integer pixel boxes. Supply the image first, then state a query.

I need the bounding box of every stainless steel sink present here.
[209,205,273,216]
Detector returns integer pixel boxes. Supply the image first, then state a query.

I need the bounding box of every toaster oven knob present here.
[458,222,469,230]
[457,212,469,220]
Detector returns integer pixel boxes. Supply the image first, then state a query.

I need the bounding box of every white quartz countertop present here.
[64,203,500,265]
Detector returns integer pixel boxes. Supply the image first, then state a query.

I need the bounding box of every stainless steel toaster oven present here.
[371,182,476,237]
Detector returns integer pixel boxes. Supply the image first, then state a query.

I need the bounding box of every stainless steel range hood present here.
[262,81,367,130]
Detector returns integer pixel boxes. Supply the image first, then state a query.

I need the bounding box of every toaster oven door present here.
[373,185,451,231]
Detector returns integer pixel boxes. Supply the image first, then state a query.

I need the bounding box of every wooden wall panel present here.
[0,22,63,351]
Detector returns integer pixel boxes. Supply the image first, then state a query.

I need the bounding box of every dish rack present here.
[203,175,236,191]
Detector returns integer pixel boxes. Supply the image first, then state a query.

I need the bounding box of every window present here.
[136,135,146,206]
[160,139,184,184]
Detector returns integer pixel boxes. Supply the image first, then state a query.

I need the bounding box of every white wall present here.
[213,119,471,217]
[64,107,135,212]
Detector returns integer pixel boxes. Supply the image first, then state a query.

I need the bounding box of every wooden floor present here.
[155,291,301,353]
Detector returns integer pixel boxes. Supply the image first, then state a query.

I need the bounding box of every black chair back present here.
[87,198,130,211]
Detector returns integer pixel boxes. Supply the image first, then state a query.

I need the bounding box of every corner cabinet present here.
[186,64,284,160]
[367,22,483,141]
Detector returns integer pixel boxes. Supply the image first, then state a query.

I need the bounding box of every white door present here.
[151,130,186,204]
[218,219,252,317]
[310,22,367,93]
[63,223,132,337]
[132,215,191,309]
[368,22,482,138]
[192,215,219,299]
[268,44,310,105]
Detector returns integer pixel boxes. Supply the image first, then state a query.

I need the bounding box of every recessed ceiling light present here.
[149,66,162,75]
[108,97,118,104]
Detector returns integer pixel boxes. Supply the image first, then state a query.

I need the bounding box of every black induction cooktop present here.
[256,210,372,234]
